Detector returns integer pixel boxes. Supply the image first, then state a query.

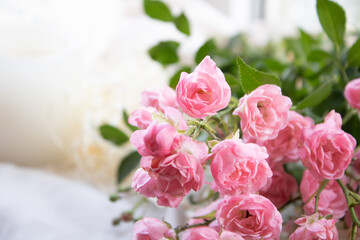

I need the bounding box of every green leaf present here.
[122,110,138,132]
[174,12,190,36]
[347,39,360,66]
[236,56,281,93]
[143,0,173,22]
[316,0,346,48]
[169,66,191,89]
[195,39,217,64]
[225,73,243,97]
[295,80,333,110]
[193,210,216,219]
[307,49,332,62]
[117,151,141,184]
[300,29,315,55]
[148,41,180,66]
[99,124,129,146]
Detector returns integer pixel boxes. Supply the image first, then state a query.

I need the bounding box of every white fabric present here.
[0,163,132,240]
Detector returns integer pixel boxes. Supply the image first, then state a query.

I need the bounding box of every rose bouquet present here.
[100,0,360,239]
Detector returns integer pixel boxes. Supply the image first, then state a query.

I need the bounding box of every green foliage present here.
[117,151,141,184]
[99,124,129,146]
[316,0,346,49]
[295,80,333,110]
[123,110,138,132]
[174,13,190,36]
[169,66,192,89]
[195,39,217,64]
[347,39,360,67]
[148,41,180,66]
[236,56,281,93]
[143,0,173,22]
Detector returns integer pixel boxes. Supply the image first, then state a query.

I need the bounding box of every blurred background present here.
[0,0,359,239]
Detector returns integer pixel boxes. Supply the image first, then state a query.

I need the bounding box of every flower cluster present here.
[127,56,359,240]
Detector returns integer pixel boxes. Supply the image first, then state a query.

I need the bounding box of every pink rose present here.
[220,231,245,240]
[233,84,292,141]
[176,56,231,118]
[259,166,298,209]
[259,111,313,164]
[141,85,178,111]
[133,135,208,208]
[210,139,272,196]
[299,110,356,179]
[130,122,178,157]
[344,78,360,111]
[132,168,183,207]
[180,227,219,240]
[289,213,338,240]
[216,194,283,240]
[163,106,188,131]
[128,107,156,129]
[133,217,176,240]
[300,170,348,220]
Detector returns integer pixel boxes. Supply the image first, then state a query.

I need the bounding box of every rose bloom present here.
[176,56,231,118]
[210,139,272,196]
[259,111,313,164]
[133,135,208,207]
[300,170,348,220]
[289,213,338,240]
[233,84,292,142]
[216,194,283,240]
[259,166,298,209]
[132,217,176,240]
[132,168,183,207]
[180,227,220,240]
[130,122,179,157]
[344,78,360,111]
[141,85,178,111]
[128,107,156,129]
[298,110,356,179]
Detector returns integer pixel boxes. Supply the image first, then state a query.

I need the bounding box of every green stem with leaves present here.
[337,179,360,228]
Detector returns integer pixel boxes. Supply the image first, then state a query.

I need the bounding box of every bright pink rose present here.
[344,78,360,111]
[259,111,313,164]
[300,170,348,220]
[289,213,338,240]
[259,166,298,209]
[180,227,219,240]
[130,122,178,157]
[128,107,156,129]
[210,139,272,196]
[299,110,356,179]
[233,84,292,141]
[141,85,178,111]
[176,56,231,118]
[220,231,245,240]
[216,194,283,240]
[133,135,208,208]
[133,217,176,240]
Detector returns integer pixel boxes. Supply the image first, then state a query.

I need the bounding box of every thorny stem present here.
[304,180,328,205]
[314,180,329,213]
[337,179,360,228]
[351,223,358,240]
[187,120,221,141]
